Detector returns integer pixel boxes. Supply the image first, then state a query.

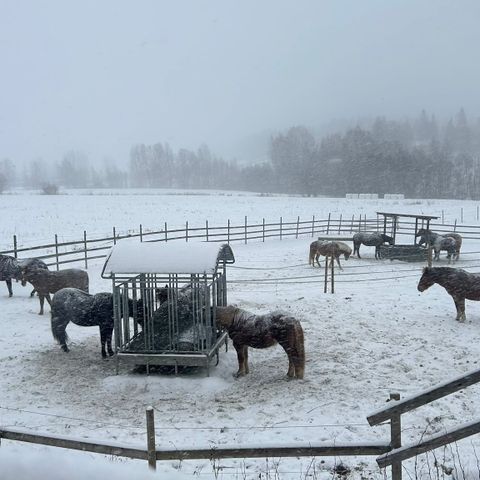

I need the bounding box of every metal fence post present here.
[331,255,334,294]
[324,256,328,294]
[227,219,230,244]
[83,230,88,269]
[55,234,59,271]
[146,407,156,470]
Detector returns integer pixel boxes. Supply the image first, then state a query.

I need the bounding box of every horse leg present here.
[6,279,13,297]
[243,346,249,374]
[30,288,36,297]
[335,255,343,271]
[453,296,466,322]
[355,244,361,259]
[233,342,247,377]
[39,295,45,315]
[99,325,115,358]
[315,253,321,268]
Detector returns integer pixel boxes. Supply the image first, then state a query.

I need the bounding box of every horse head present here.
[382,234,394,245]
[417,267,434,292]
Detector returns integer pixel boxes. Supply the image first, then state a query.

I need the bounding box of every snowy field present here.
[2,190,480,479]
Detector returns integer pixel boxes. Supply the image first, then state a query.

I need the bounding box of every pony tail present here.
[293,321,305,379]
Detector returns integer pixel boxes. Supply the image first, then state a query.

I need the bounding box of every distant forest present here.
[2,108,480,199]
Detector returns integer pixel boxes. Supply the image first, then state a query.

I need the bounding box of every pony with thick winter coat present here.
[215,305,305,379]
[352,232,394,259]
[0,254,48,297]
[417,267,480,322]
[309,240,352,270]
[416,229,461,261]
[21,267,89,314]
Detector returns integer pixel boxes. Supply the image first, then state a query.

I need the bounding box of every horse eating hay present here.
[352,232,394,259]
[309,240,352,270]
[416,229,461,261]
[417,267,480,322]
[215,305,305,379]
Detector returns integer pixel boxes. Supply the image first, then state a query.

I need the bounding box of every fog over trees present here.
[2,108,480,199]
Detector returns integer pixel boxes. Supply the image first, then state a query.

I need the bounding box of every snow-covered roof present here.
[101,241,234,277]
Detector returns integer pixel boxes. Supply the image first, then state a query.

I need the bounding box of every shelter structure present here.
[101,241,235,374]
[376,212,439,261]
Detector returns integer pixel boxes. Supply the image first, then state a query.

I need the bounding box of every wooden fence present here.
[5,365,480,478]
[2,214,480,271]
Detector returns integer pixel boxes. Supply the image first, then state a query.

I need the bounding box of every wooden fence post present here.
[55,234,59,271]
[186,221,189,242]
[477,205,479,221]
[206,220,209,241]
[262,218,265,242]
[140,224,143,242]
[427,244,433,267]
[83,231,88,269]
[311,215,315,237]
[164,222,168,242]
[324,257,328,294]
[338,214,342,234]
[244,216,247,244]
[389,393,402,480]
[461,208,464,223]
[13,235,17,259]
[146,407,156,470]
[442,210,444,224]
[280,217,283,240]
[330,255,334,294]
[227,219,230,244]
[351,215,354,233]
[454,219,457,232]
[326,213,331,234]
[296,216,300,239]
[113,227,116,245]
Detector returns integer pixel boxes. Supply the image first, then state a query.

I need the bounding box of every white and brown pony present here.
[309,240,352,270]
[215,306,305,379]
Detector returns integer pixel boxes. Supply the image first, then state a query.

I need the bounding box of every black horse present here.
[352,232,394,259]
[0,254,48,297]
[418,267,480,322]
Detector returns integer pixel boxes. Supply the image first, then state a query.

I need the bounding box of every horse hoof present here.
[61,346,69,353]
[108,351,114,357]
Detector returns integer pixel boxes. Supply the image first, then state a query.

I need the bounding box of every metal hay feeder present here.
[101,241,235,374]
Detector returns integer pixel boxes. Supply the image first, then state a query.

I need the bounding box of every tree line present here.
[2,108,480,199]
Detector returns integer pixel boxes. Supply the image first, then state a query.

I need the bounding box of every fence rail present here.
[2,215,480,271]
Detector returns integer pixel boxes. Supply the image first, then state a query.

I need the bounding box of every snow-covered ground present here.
[2,190,480,479]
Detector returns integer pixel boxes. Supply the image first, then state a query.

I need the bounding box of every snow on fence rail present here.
[2,214,480,271]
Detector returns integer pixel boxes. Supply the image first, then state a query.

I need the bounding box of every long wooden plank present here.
[0,428,147,460]
[156,443,391,461]
[376,419,480,468]
[368,367,480,426]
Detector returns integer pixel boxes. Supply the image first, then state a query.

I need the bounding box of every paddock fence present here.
[5,364,480,479]
[2,214,480,271]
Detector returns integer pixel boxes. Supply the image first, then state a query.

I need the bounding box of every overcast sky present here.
[1,0,479,166]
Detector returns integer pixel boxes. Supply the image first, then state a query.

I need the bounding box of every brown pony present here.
[417,266,480,322]
[309,240,352,270]
[216,306,305,379]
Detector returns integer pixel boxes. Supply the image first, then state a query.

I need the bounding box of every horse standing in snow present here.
[417,267,480,322]
[215,305,305,379]
[0,254,48,297]
[309,240,352,270]
[50,288,142,358]
[416,229,461,261]
[352,232,394,259]
[21,267,89,314]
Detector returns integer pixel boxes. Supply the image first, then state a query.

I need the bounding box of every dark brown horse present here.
[309,241,352,270]
[216,306,305,379]
[417,267,480,322]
